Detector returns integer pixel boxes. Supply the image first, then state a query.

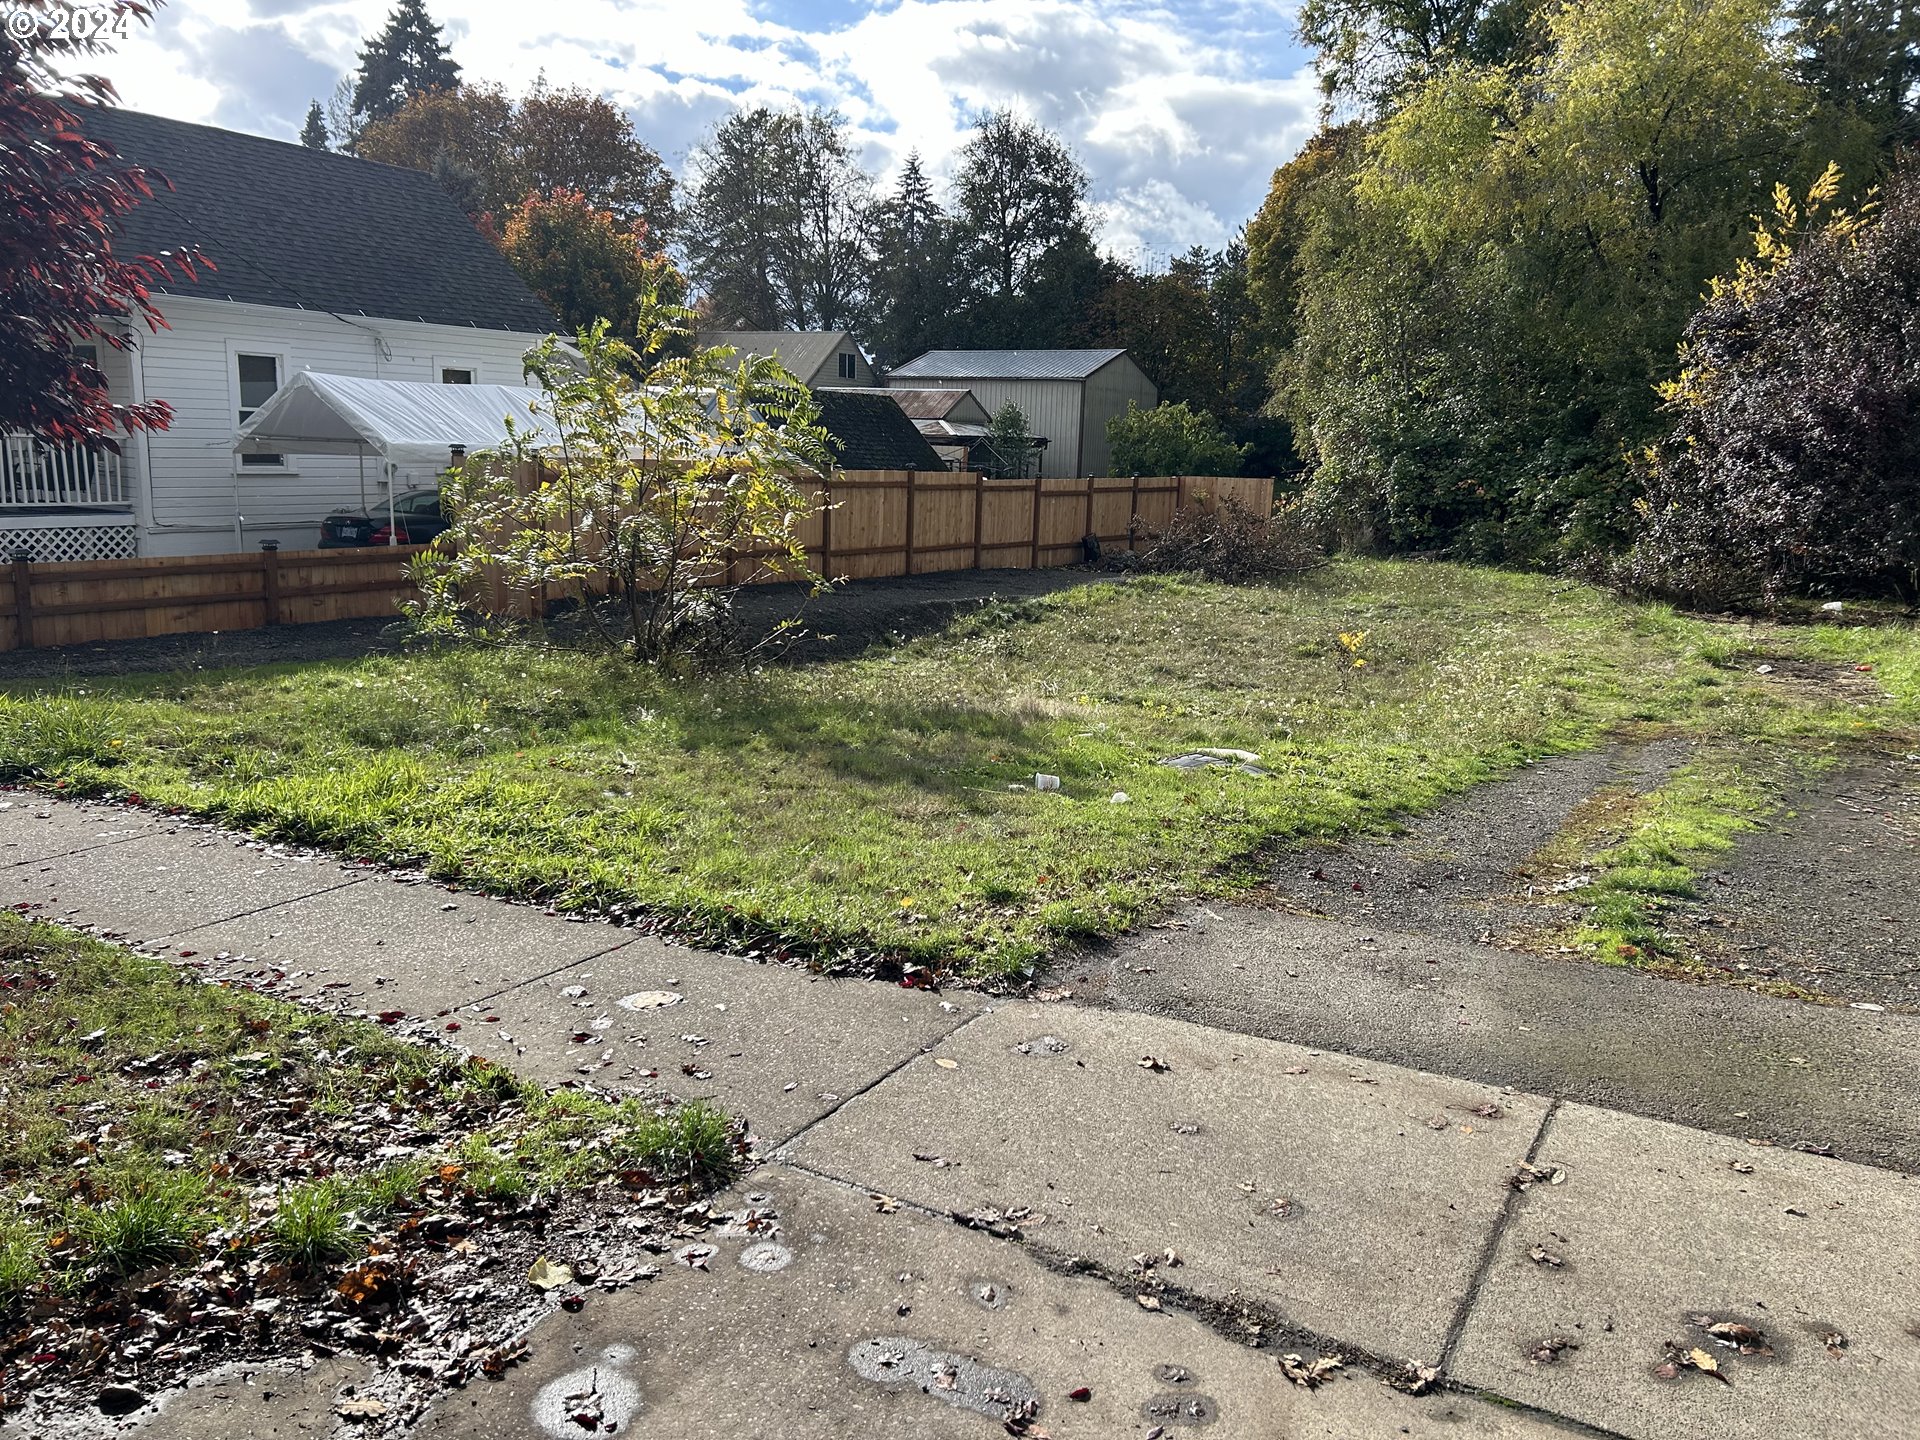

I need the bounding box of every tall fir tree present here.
[299,100,328,150]
[868,154,959,366]
[351,0,460,125]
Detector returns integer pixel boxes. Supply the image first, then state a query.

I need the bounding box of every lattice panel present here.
[1,522,139,564]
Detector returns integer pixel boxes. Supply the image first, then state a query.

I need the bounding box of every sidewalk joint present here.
[763,1001,996,1153]
[1436,1095,1564,1373]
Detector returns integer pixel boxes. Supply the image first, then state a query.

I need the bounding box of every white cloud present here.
[85,0,1318,258]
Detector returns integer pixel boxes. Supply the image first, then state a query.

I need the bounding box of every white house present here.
[884,349,1158,479]
[0,108,557,562]
[694,330,876,389]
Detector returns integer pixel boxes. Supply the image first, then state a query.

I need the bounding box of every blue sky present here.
[94,1,1320,262]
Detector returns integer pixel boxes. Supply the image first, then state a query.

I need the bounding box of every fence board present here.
[0,473,1271,652]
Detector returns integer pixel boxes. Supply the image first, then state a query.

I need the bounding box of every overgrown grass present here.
[0,916,742,1306]
[3,563,1914,978]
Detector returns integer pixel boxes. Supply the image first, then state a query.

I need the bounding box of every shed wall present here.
[1080,356,1162,476]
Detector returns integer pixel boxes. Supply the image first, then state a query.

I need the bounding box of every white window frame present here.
[837,351,857,380]
[227,342,295,474]
[435,357,479,385]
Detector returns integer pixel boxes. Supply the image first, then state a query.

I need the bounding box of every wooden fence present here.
[0,472,1270,653]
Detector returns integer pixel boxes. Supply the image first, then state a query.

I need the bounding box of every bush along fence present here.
[0,471,1271,651]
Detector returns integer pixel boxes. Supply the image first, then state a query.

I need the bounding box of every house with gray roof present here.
[694,330,876,390]
[2,107,559,562]
[885,349,1157,478]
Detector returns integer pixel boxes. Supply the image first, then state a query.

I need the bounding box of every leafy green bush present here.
[1107,401,1249,477]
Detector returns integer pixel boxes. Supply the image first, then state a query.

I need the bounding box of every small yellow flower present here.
[899,897,915,908]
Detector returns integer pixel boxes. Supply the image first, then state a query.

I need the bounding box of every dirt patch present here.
[1258,735,1690,947]
[1,570,1112,682]
[1677,752,1920,1007]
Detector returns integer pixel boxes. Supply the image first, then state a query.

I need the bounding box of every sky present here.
[89,1,1321,265]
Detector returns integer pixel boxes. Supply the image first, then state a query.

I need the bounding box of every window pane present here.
[441,368,474,385]
[237,353,279,410]
[240,452,284,468]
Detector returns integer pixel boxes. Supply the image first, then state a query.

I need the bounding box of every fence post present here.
[1028,471,1042,570]
[972,471,984,570]
[819,475,833,580]
[259,541,282,627]
[903,469,917,578]
[1128,473,1141,552]
[9,550,33,650]
[1083,475,1095,545]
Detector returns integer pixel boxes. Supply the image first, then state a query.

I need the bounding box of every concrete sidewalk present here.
[7,793,1918,1440]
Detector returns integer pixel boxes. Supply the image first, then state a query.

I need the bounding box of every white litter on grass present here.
[1821,601,1845,613]
[1850,1002,1887,1012]
[1034,774,1060,791]
[1110,791,1130,804]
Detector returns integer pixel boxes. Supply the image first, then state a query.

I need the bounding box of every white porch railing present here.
[1,432,129,508]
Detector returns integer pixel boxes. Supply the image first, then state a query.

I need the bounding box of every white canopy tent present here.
[232,371,565,545]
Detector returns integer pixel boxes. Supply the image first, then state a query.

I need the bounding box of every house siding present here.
[809,347,876,389]
[128,296,544,556]
[1080,355,1161,477]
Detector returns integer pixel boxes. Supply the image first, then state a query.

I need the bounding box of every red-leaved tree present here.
[0,1,204,444]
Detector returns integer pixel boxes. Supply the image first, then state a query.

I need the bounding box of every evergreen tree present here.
[299,100,328,150]
[351,0,460,125]
[868,154,959,365]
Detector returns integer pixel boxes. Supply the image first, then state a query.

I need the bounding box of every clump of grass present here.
[1563,755,1788,965]
[266,1178,363,1271]
[0,1213,45,1303]
[622,1102,744,1190]
[67,1176,209,1274]
[0,693,126,778]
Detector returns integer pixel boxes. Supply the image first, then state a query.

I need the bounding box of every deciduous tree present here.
[414,308,831,664]
[498,189,683,338]
[1,1,200,444]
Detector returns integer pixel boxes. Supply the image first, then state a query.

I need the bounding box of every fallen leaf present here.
[1528,1244,1565,1268]
[527,1256,575,1291]
[334,1398,387,1420]
[872,1193,901,1214]
[1685,1347,1730,1384]
[1279,1352,1343,1388]
[1137,1295,1162,1311]
[1282,1065,1308,1075]
[1729,1161,1755,1175]
[1388,1362,1442,1395]
[934,1058,960,1070]
[1138,1055,1170,1072]
[1823,1330,1848,1359]
[1067,1385,1092,1401]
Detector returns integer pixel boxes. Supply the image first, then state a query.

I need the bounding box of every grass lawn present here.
[4,562,1916,980]
[0,913,741,1406]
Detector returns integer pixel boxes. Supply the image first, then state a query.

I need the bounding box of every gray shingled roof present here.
[889,348,1129,381]
[697,330,856,383]
[78,106,557,333]
[813,390,945,472]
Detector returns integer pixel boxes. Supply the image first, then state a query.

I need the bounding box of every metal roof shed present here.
[884,349,1158,478]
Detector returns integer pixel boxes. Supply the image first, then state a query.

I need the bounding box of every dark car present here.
[318,488,451,548]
